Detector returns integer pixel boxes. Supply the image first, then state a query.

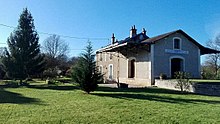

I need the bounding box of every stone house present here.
[96,26,218,86]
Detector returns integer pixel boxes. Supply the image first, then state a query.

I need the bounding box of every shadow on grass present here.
[93,87,220,104]
[0,88,42,104]
[27,84,79,91]
[96,86,185,95]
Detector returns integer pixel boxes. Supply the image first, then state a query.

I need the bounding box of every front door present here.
[171,58,183,78]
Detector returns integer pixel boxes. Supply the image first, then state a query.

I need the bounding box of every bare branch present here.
[43,34,69,58]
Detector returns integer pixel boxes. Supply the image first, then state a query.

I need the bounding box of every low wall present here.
[155,79,220,96]
[193,83,220,96]
[119,77,151,87]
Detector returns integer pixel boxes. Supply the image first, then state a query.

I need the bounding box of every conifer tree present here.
[72,41,103,93]
[2,8,44,84]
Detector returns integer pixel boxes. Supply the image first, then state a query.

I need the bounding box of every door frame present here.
[169,56,185,78]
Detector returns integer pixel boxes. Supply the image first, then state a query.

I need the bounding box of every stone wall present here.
[193,83,220,96]
[155,79,220,96]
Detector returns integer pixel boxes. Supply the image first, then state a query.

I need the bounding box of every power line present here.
[69,49,84,50]
[0,23,109,41]
[0,24,15,29]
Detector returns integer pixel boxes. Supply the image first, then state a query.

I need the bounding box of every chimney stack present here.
[130,25,137,38]
[111,33,115,44]
[142,28,146,35]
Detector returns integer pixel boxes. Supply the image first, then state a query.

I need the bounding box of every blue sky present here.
[0,0,220,59]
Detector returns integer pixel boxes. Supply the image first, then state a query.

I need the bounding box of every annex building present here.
[96,26,218,86]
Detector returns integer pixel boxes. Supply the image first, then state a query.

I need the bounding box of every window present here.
[105,53,107,61]
[128,59,135,78]
[99,53,102,61]
[173,38,181,49]
[99,65,103,74]
[108,64,113,79]
[110,53,113,60]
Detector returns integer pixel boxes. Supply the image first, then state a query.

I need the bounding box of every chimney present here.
[111,33,115,44]
[130,25,137,38]
[142,28,146,35]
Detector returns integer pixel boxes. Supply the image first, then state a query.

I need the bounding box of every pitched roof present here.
[96,32,149,52]
[141,30,178,44]
[97,29,220,55]
[141,29,220,55]
[118,33,149,44]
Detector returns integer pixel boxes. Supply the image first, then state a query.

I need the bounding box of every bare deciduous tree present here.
[43,34,69,58]
[204,35,220,78]
[42,35,70,78]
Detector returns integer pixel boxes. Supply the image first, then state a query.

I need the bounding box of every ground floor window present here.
[99,65,103,74]
[109,64,113,79]
[128,59,135,78]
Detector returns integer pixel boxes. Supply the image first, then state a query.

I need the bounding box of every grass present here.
[190,79,220,83]
[1,81,220,123]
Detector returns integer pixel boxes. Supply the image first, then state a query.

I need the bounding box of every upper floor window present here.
[105,52,107,61]
[109,53,113,60]
[99,53,103,61]
[173,37,181,50]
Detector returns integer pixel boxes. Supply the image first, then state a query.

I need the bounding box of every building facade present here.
[96,26,218,86]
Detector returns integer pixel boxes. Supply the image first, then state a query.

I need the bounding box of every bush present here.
[174,71,191,93]
[57,78,71,83]
[25,78,33,81]
[160,73,167,80]
[43,68,59,79]
[119,83,128,88]
[20,81,29,86]
[65,68,72,78]
[4,80,19,88]
[46,79,61,85]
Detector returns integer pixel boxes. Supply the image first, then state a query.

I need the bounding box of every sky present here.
[0,0,220,61]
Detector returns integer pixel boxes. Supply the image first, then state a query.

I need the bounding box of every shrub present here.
[174,71,191,93]
[43,68,59,79]
[160,73,167,80]
[46,78,62,85]
[4,80,19,88]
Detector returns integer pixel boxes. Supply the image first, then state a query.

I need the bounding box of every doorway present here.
[171,58,184,78]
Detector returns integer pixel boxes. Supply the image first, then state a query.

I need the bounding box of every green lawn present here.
[190,79,220,83]
[1,82,220,123]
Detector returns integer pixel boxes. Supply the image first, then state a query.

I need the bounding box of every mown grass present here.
[1,81,220,123]
[190,79,220,83]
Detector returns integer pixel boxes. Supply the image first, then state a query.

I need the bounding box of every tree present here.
[72,41,103,94]
[201,64,216,79]
[0,60,6,79]
[2,8,44,84]
[42,35,70,78]
[204,35,220,79]
[43,54,70,78]
[43,34,69,59]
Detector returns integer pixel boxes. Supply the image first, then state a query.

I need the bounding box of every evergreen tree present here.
[72,41,103,93]
[2,8,44,84]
